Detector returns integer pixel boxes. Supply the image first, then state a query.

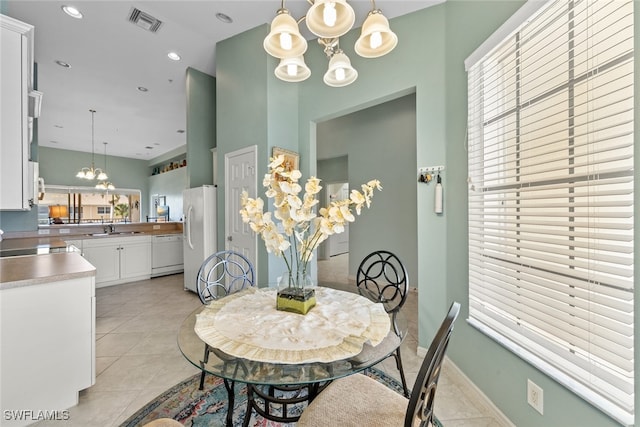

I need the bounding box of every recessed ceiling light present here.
[167,52,181,61]
[216,12,233,24]
[176,129,185,134]
[50,140,59,144]
[154,143,160,146]
[54,124,64,128]
[62,5,83,19]
[137,86,148,92]
[55,60,71,68]
[144,146,154,150]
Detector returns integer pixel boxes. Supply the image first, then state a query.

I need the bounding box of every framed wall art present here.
[272,147,299,172]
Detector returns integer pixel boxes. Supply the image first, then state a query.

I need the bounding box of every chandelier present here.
[263,0,398,87]
[76,109,108,180]
[95,142,115,190]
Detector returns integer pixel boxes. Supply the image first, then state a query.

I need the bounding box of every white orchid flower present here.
[241,159,381,287]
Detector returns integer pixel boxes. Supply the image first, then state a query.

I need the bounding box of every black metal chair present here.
[297,301,461,427]
[196,250,255,390]
[354,250,410,397]
[196,250,255,304]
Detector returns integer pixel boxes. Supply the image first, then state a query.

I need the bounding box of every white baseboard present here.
[416,349,515,427]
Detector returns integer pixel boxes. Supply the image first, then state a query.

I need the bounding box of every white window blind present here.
[466,0,634,424]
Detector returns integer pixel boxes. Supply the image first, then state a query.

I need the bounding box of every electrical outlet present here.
[59,228,70,234]
[153,225,161,230]
[527,379,544,415]
[38,229,50,235]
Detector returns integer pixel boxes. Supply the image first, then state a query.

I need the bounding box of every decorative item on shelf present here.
[95,142,115,190]
[49,205,68,224]
[263,0,397,87]
[240,153,382,315]
[76,109,107,180]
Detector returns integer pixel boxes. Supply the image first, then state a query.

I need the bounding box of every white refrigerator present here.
[183,185,217,293]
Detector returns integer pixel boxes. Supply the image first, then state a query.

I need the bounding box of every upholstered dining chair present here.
[354,250,410,397]
[196,250,255,390]
[297,301,461,427]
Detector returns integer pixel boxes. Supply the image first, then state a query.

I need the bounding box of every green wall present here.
[216,25,272,285]
[317,156,348,184]
[186,67,216,189]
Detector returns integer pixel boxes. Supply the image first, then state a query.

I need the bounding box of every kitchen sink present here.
[84,231,144,237]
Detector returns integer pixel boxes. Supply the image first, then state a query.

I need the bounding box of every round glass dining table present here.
[177,285,407,427]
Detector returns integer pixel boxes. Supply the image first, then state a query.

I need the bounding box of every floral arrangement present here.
[240,154,382,288]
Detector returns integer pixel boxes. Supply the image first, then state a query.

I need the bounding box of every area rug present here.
[120,367,443,426]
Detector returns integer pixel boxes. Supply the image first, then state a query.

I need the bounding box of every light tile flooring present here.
[33,255,509,427]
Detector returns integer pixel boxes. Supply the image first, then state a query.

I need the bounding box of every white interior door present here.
[327,183,350,256]
[224,145,258,270]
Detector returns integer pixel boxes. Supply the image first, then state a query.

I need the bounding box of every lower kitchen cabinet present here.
[81,236,151,287]
[1,271,95,426]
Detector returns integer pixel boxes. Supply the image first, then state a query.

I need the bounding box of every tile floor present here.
[32,255,510,427]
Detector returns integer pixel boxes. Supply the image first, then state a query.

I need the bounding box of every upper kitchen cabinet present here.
[0,14,37,211]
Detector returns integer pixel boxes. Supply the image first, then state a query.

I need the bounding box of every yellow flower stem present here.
[300,228,324,277]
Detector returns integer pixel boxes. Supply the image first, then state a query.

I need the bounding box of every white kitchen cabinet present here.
[82,242,120,284]
[1,271,95,426]
[82,236,151,287]
[0,14,34,211]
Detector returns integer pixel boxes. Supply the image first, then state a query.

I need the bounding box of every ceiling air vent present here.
[128,8,163,33]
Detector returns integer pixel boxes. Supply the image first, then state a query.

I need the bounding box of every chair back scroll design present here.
[356,250,409,332]
[405,301,461,427]
[196,250,255,305]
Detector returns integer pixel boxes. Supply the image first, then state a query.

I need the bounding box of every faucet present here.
[104,224,115,234]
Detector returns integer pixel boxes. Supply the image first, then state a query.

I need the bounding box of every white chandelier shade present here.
[263,9,308,58]
[354,10,397,58]
[305,0,355,38]
[323,50,358,87]
[275,56,312,82]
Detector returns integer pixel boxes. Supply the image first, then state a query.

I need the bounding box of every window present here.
[466,0,634,424]
[40,185,142,224]
[97,206,112,215]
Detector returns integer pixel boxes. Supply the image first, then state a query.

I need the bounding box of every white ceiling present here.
[5,1,441,161]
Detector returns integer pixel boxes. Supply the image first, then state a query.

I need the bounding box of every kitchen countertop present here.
[0,252,96,291]
[0,223,182,290]
[0,237,68,252]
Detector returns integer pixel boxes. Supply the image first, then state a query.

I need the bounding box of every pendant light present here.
[95,142,115,190]
[264,0,397,87]
[76,109,106,180]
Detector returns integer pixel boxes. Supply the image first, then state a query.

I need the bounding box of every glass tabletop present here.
[177,286,407,386]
